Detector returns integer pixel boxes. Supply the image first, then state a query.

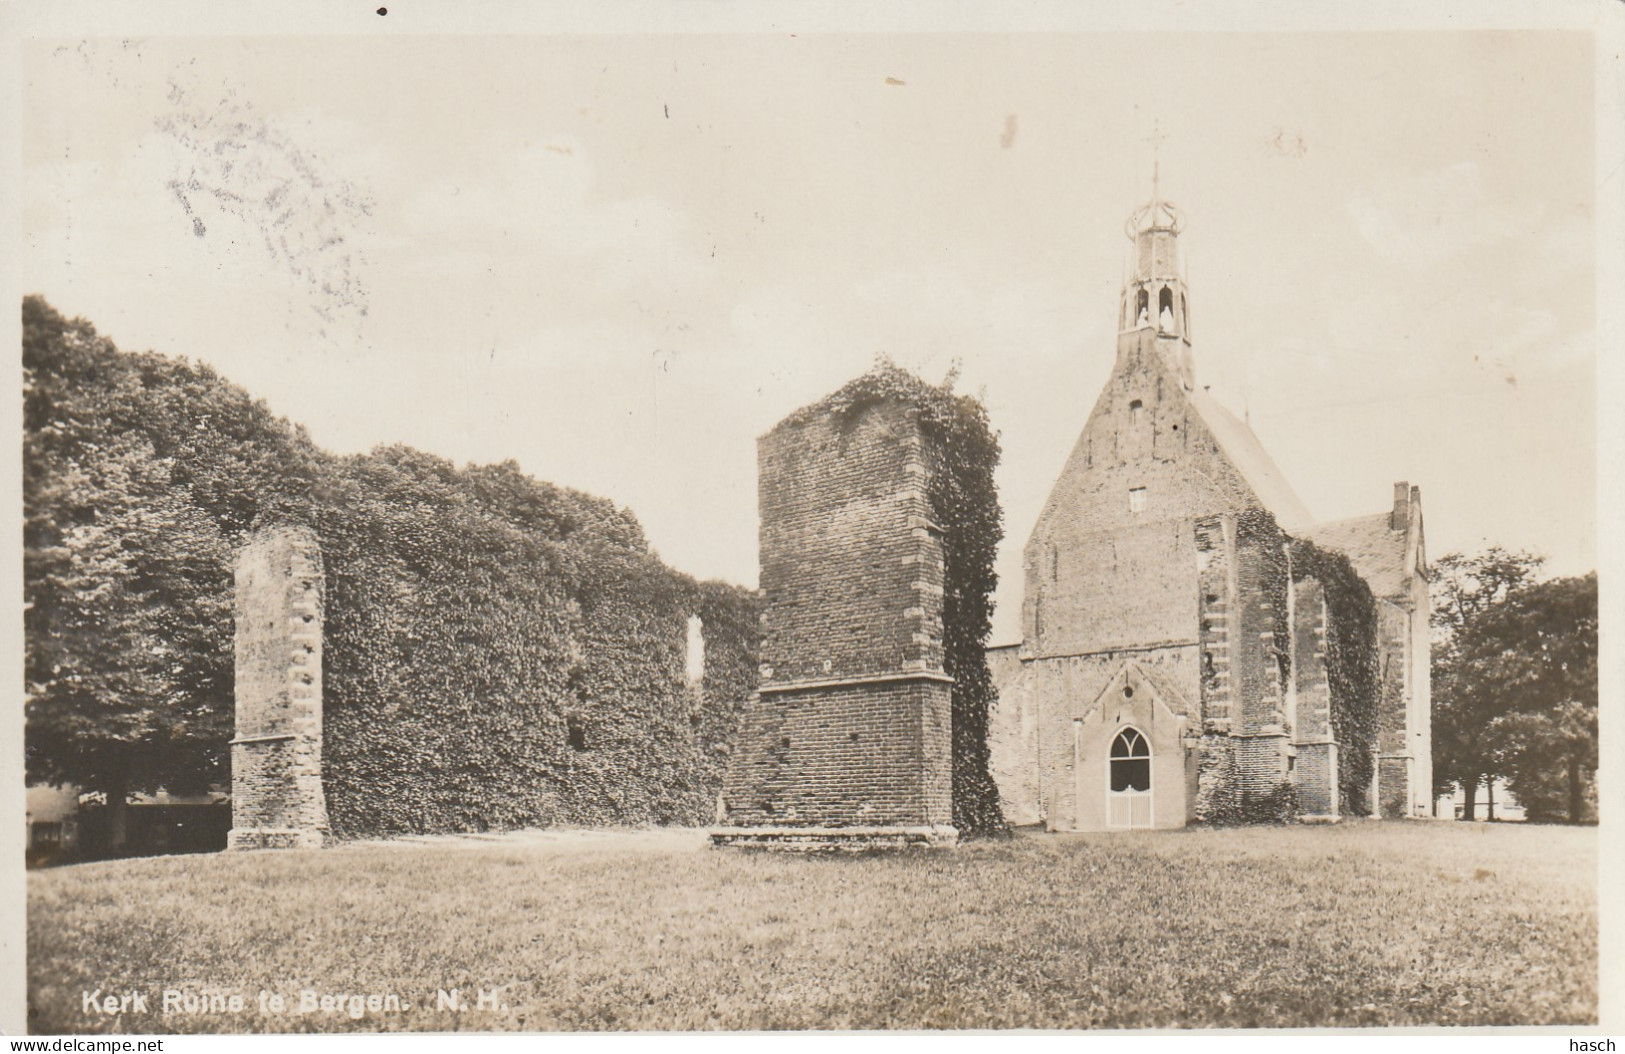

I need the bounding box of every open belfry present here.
[987,174,1432,830]
[711,383,960,849]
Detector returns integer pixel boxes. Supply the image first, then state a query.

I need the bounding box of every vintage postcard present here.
[5,0,1619,1040]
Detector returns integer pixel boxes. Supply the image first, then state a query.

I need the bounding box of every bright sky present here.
[21,30,1597,643]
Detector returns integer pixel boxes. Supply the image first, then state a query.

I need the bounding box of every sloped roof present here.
[1299,512,1408,599]
[1134,663,1192,716]
[1186,389,1316,534]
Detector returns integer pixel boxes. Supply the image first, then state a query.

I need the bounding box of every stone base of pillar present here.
[1291,740,1340,820]
[227,827,327,851]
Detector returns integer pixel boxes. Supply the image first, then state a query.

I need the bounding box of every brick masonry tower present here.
[228,525,329,850]
[711,387,958,849]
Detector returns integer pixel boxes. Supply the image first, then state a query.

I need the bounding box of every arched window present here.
[1158,286,1175,332]
[1135,288,1149,325]
[1109,727,1150,793]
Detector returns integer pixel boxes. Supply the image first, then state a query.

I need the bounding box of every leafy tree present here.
[1428,547,1544,819]
[23,295,316,848]
[23,294,761,849]
[1465,575,1597,823]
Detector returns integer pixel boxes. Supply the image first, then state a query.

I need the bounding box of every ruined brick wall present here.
[1375,599,1411,819]
[228,465,760,843]
[304,452,760,839]
[715,396,956,845]
[754,399,945,683]
[1408,568,1433,816]
[1225,519,1293,801]
[1290,578,1338,818]
[986,644,1041,825]
[229,526,328,849]
[721,681,950,827]
[1195,515,1236,736]
[1189,513,1296,821]
[1289,538,1380,818]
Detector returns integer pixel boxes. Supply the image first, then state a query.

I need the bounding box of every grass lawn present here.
[28,821,1596,1032]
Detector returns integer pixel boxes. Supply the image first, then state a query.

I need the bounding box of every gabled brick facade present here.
[988,190,1431,830]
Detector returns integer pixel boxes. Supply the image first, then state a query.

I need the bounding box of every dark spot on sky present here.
[376,7,387,15]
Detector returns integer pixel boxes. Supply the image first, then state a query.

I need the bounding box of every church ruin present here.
[987,183,1432,830]
[710,384,960,849]
[223,181,1433,848]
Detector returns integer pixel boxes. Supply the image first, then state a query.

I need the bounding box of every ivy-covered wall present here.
[301,449,759,839]
[1289,538,1379,816]
[23,296,762,843]
[1194,509,1297,825]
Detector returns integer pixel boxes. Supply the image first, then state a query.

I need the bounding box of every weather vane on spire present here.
[1144,119,1170,201]
[1125,121,1183,239]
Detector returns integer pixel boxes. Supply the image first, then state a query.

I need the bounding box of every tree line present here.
[1430,549,1597,823]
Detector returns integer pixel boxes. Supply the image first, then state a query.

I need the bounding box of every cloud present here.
[1346,161,1541,269]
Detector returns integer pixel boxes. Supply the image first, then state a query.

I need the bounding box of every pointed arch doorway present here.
[1063,663,1193,831]
[1107,726,1153,828]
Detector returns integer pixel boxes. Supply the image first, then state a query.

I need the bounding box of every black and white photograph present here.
[7,0,1619,1039]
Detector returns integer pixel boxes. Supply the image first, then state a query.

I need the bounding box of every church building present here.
[987,181,1432,830]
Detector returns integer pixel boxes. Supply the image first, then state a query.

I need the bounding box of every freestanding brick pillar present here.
[711,389,958,850]
[227,525,329,850]
[1290,578,1339,820]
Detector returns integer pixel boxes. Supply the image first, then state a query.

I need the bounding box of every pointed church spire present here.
[1118,138,1194,390]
